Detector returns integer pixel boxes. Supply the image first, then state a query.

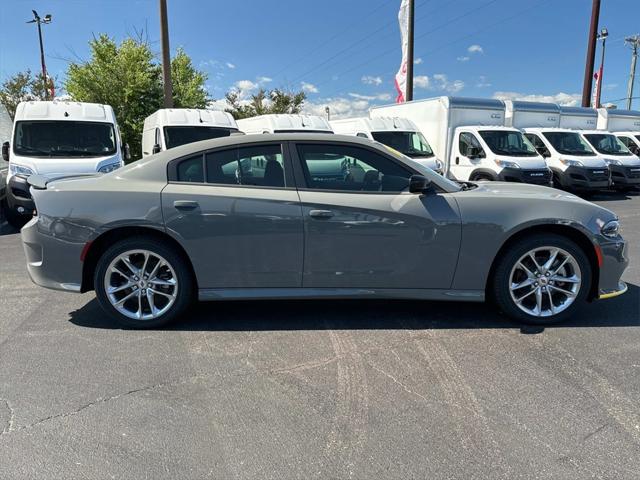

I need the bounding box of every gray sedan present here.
[21,134,628,328]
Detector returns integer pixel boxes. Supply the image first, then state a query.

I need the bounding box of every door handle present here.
[174,200,199,211]
[309,209,334,219]
[455,157,460,165]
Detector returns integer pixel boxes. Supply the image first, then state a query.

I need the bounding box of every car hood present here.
[460,181,591,203]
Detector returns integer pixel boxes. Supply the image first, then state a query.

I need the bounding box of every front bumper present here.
[597,238,629,300]
[498,167,553,186]
[7,174,36,215]
[555,166,611,190]
[609,164,640,186]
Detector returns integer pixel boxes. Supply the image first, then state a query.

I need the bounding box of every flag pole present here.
[406,0,415,101]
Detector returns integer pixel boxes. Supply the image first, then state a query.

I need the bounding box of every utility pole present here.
[159,0,173,108]
[405,0,415,101]
[581,0,601,107]
[26,10,52,100]
[594,28,608,108]
[625,35,640,110]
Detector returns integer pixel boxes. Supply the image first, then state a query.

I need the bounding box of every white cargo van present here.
[597,108,640,156]
[142,108,239,157]
[2,101,127,226]
[329,116,443,174]
[236,114,333,135]
[561,106,640,188]
[504,100,610,190]
[371,97,551,185]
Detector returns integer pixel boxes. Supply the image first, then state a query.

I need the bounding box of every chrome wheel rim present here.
[509,246,581,318]
[104,250,178,321]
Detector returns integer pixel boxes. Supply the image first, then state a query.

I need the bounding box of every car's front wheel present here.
[492,234,591,324]
[94,237,194,328]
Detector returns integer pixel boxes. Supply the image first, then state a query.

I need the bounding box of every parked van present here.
[597,108,640,156]
[142,108,239,157]
[236,114,333,134]
[330,116,443,174]
[370,96,551,184]
[1,101,127,226]
[561,106,640,188]
[504,100,610,190]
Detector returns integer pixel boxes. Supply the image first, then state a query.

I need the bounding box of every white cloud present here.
[301,82,319,93]
[257,76,272,84]
[304,93,395,119]
[348,92,392,101]
[361,75,383,86]
[468,44,483,54]
[414,57,423,65]
[457,56,470,62]
[604,83,618,91]
[476,76,492,88]
[414,75,430,89]
[226,62,236,69]
[234,79,258,91]
[492,91,581,106]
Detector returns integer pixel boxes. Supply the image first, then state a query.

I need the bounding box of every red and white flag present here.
[395,0,410,103]
[592,66,603,108]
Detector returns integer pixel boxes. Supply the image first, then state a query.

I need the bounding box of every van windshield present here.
[164,126,233,149]
[13,121,116,157]
[371,131,434,158]
[479,130,538,157]
[542,132,595,156]
[583,133,632,156]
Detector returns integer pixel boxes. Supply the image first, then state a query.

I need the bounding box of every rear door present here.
[162,142,304,288]
[291,141,461,289]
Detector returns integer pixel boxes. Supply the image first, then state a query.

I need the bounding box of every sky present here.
[0,0,639,119]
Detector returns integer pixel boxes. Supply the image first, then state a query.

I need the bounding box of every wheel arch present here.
[485,224,600,302]
[469,168,499,181]
[81,226,197,293]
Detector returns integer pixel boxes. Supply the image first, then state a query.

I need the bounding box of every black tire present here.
[94,237,194,328]
[492,233,592,325]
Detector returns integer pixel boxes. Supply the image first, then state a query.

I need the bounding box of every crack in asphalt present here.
[0,398,15,435]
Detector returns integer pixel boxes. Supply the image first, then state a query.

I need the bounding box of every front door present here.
[291,141,461,289]
[162,142,303,288]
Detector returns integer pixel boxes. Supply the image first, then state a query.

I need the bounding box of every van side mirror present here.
[152,144,161,154]
[537,147,551,158]
[1,142,9,162]
[123,143,131,162]
[467,146,480,159]
[409,175,433,194]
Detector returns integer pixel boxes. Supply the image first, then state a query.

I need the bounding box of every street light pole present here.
[595,28,608,108]
[26,10,52,100]
[159,0,174,108]
[625,35,640,110]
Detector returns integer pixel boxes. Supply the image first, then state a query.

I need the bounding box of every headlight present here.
[603,159,622,166]
[559,158,584,167]
[98,162,122,173]
[601,219,620,238]
[495,159,521,169]
[9,164,35,176]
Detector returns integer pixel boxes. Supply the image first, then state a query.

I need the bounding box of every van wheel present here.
[94,237,194,329]
[492,234,591,324]
[472,173,494,181]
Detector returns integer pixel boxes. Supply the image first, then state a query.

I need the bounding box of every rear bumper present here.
[609,164,640,185]
[498,167,553,186]
[554,166,611,190]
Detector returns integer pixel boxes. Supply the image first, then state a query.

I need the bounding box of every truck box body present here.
[558,106,598,130]
[236,114,332,135]
[504,100,560,129]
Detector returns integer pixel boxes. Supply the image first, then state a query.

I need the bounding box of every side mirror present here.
[409,174,433,194]
[152,144,161,154]
[2,142,9,162]
[538,148,551,158]
[123,143,131,161]
[466,146,480,159]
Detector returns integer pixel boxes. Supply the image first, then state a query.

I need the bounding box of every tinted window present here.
[164,126,232,149]
[371,131,434,158]
[297,144,412,192]
[177,155,205,183]
[459,132,483,157]
[542,132,595,156]
[584,134,632,156]
[206,144,286,187]
[13,121,116,158]
[479,130,538,156]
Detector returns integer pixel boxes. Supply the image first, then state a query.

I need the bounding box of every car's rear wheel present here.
[94,238,194,328]
[492,234,591,324]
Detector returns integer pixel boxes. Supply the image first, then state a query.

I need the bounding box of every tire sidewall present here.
[94,237,193,328]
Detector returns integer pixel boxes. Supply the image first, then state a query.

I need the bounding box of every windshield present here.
[479,130,538,156]
[371,131,434,158]
[13,121,117,158]
[164,126,233,149]
[583,133,632,156]
[542,131,595,156]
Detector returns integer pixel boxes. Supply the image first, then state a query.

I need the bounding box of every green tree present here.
[171,48,209,108]
[0,70,55,120]
[225,88,306,120]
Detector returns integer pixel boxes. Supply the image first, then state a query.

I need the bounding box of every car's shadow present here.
[69,283,639,334]
[584,187,640,202]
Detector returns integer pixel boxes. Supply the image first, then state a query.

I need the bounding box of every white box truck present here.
[561,106,640,189]
[504,100,610,190]
[329,116,443,174]
[370,96,551,185]
[142,108,239,157]
[597,108,640,156]
[236,114,333,134]
[1,101,127,227]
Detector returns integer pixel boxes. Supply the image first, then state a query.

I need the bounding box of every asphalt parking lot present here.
[0,190,638,480]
